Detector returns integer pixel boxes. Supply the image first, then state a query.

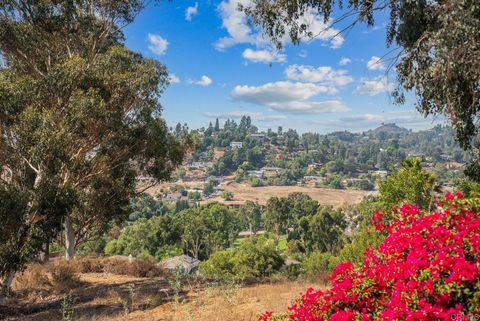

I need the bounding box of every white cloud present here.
[189,75,213,87]
[204,111,287,122]
[233,81,336,104]
[242,48,286,63]
[185,2,199,21]
[340,114,385,123]
[366,56,385,70]
[267,100,348,114]
[169,74,180,84]
[215,0,344,51]
[284,64,353,86]
[232,81,346,114]
[147,34,169,55]
[339,57,351,66]
[353,76,392,96]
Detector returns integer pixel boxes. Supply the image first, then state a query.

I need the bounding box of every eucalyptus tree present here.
[0,0,188,296]
[243,0,480,179]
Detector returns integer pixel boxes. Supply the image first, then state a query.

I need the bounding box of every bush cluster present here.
[200,236,284,282]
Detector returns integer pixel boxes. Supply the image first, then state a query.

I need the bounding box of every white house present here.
[230,141,243,149]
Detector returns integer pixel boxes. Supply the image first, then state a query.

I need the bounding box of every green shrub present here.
[200,236,284,282]
[300,252,340,282]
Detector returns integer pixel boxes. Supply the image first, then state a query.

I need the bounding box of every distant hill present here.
[373,123,409,134]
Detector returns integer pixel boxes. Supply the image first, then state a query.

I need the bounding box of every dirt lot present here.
[209,182,372,207]
[145,179,373,207]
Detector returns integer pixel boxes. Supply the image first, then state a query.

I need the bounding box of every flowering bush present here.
[262,193,480,320]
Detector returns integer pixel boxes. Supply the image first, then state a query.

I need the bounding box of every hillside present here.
[1,258,325,321]
[372,122,409,134]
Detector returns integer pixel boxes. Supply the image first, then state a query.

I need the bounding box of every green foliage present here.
[263,196,290,236]
[239,201,262,234]
[188,191,201,201]
[338,226,384,267]
[300,252,340,280]
[179,203,240,260]
[203,181,216,196]
[222,191,234,201]
[296,206,346,255]
[0,0,188,266]
[325,174,344,189]
[378,158,435,210]
[128,194,166,221]
[249,176,265,187]
[0,185,34,279]
[200,236,284,282]
[104,215,181,259]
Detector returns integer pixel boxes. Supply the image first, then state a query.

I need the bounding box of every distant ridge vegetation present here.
[372,123,409,135]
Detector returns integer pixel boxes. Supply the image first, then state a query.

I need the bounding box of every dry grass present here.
[3,257,323,321]
[72,256,167,278]
[12,260,81,298]
[146,179,372,207]
[208,182,372,206]
[91,280,324,321]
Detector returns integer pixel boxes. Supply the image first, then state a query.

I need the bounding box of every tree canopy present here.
[0,0,188,283]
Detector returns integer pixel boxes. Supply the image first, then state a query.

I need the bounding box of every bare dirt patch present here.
[209,182,372,206]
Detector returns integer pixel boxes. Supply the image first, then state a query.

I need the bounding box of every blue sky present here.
[123,0,444,133]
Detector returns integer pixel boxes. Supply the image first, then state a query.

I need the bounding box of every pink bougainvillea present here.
[262,193,480,320]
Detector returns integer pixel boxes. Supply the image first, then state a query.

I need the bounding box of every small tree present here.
[379,159,435,210]
[179,203,240,259]
[222,191,234,201]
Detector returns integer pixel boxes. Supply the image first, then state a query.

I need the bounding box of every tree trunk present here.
[64,215,75,260]
[44,237,50,262]
[0,271,14,305]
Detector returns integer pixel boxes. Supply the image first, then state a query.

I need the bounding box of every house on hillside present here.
[238,230,267,238]
[162,192,188,203]
[230,141,243,149]
[303,175,324,187]
[275,153,292,160]
[249,133,266,142]
[205,176,223,184]
[261,167,282,178]
[370,170,388,179]
[160,255,200,274]
[246,170,263,178]
[223,200,246,209]
[189,161,213,169]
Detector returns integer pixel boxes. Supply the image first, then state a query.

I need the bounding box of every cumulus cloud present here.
[339,57,351,66]
[233,81,336,104]
[169,74,180,84]
[185,2,199,21]
[204,111,287,122]
[284,64,353,86]
[189,75,213,87]
[242,48,286,63]
[366,56,385,70]
[232,81,347,114]
[147,34,169,55]
[215,0,344,51]
[267,100,348,114]
[353,76,392,96]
